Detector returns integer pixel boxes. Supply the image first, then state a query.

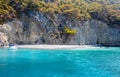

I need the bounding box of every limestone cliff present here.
[0,11,120,46]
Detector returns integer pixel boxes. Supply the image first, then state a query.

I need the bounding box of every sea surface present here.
[0,47,120,77]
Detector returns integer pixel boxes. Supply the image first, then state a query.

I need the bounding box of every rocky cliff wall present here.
[0,11,120,46]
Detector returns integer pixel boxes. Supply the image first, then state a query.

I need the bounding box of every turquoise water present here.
[0,47,120,77]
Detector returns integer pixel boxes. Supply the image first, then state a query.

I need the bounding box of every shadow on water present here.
[8,49,18,52]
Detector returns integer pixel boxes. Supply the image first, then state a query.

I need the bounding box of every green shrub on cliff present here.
[88,2,103,13]
[39,2,60,13]
[64,27,77,35]
[58,0,92,20]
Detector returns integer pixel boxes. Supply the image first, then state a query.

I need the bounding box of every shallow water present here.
[0,47,120,77]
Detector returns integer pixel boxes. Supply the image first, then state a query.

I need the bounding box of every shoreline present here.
[4,45,105,49]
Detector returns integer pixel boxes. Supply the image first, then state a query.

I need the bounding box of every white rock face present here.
[0,12,120,46]
[0,32,9,45]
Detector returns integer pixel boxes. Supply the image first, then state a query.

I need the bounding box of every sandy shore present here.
[5,45,101,49]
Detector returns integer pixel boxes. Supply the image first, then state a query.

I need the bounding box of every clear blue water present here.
[0,47,120,77]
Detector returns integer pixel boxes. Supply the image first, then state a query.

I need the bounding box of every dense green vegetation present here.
[86,0,120,4]
[0,0,120,26]
[0,0,16,24]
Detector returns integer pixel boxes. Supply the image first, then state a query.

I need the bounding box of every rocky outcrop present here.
[0,11,120,46]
